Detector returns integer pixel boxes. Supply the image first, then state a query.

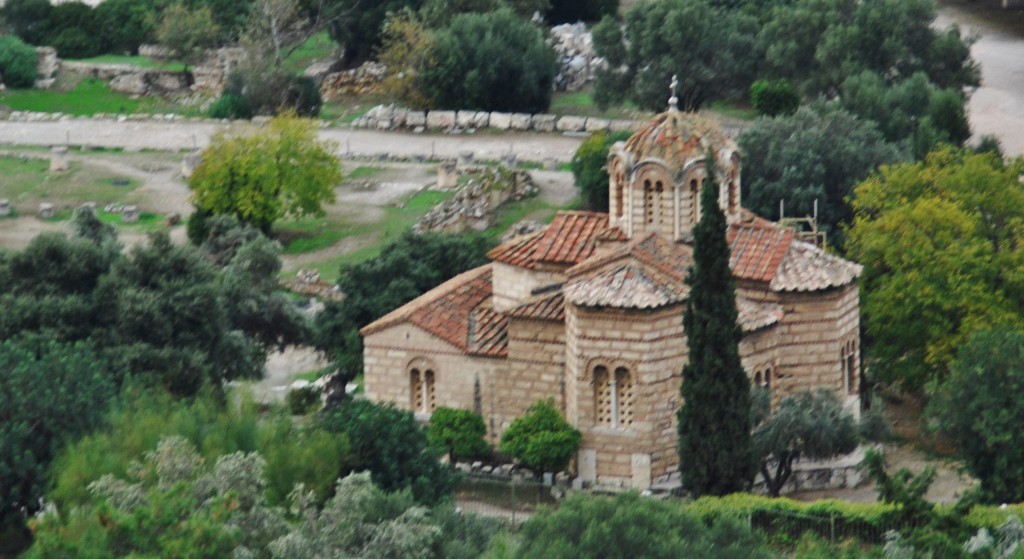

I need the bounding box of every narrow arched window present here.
[689,179,699,224]
[643,179,654,225]
[842,341,857,394]
[614,171,625,218]
[594,365,633,428]
[410,367,436,413]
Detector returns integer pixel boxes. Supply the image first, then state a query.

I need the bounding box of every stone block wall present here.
[491,263,564,311]
[353,103,643,135]
[493,319,567,441]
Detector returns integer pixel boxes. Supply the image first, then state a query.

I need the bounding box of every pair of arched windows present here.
[594,365,634,429]
[753,367,772,392]
[410,367,436,413]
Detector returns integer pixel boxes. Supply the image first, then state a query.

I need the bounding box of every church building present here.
[360,103,863,490]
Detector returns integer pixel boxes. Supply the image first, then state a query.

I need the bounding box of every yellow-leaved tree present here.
[189,114,342,233]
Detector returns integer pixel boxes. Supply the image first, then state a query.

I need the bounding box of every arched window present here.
[643,179,654,225]
[689,178,700,225]
[753,366,772,393]
[410,367,436,413]
[654,180,664,228]
[841,341,857,394]
[594,364,634,428]
[614,170,625,218]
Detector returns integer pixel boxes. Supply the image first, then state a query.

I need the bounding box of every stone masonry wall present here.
[491,263,564,312]
[363,323,501,423]
[493,319,566,441]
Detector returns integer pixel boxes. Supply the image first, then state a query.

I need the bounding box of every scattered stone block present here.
[426,110,456,129]
[556,115,587,132]
[50,146,69,172]
[532,114,557,132]
[0,199,10,216]
[38,202,54,219]
[405,110,427,127]
[585,117,610,132]
[437,160,458,189]
[122,205,140,223]
[489,112,512,130]
[509,113,532,130]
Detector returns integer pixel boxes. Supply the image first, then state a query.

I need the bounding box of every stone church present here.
[361,104,863,490]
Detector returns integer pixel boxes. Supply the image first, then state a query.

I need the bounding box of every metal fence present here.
[454,474,913,545]
[454,473,558,526]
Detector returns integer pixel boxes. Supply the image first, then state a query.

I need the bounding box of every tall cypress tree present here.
[678,154,754,496]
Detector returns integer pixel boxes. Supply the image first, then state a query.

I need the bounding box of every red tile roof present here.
[509,291,565,321]
[488,212,612,269]
[361,264,508,358]
[728,222,795,283]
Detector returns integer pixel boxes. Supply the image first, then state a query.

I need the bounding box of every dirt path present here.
[0,121,586,163]
[936,6,1024,156]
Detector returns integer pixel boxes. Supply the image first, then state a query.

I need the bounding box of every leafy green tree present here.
[189,114,341,232]
[759,0,978,98]
[94,0,156,54]
[417,9,556,113]
[40,1,104,58]
[155,2,221,68]
[508,492,773,559]
[846,148,1024,390]
[313,231,491,384]
[0,34,38,88]
[0,339,115,548]
[749,78,799,117]
[1,0,53,45]
[592,0,759,111]
[678,156,754,497]
[930,328,1024,504]
[327,0,424,64]
[839,71,971,158]
[321,398,458,505]
[428,407,491,462]
[738,104,904,247]
[751,389,859,497]
[570,130,632,211]
[499,399,580,473]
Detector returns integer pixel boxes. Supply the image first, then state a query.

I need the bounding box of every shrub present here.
[287,385,322,415]
[750,78,800,116]
[0,34,38,88]
[570,130,632,211]
[428,407,490,462]
[208,93,253,119]
[499,399,580,473]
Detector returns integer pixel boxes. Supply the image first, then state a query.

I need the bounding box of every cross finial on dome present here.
[669,74,679,112]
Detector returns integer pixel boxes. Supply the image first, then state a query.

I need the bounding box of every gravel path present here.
[0,121,585,163]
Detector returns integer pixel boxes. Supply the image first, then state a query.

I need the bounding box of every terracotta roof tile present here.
[564,264,689,309]
[737,298,784,332]
[771,240,862,292]
[728,222,795,283]
[361,264,508,357]
[488,212,613,269]
[509,290,566,321]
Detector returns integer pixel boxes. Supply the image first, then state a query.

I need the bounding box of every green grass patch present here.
[283,32,337,74]
[707,99,758,121]
[346,166,385,180]
[277,216,373,255]
[0,156,144,213]
[97,210,163,230]
[0,78,186,116]
[549,90,646,120]
[66,54,186,72]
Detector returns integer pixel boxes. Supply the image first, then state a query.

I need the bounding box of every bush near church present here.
[499,399,580,473]
[428,407,491,462]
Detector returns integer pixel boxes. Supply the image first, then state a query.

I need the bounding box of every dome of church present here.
[622,110,737,174]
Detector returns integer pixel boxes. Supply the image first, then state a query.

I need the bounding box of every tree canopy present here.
[846,148,1024,390]
[189,114,342,232]
[416,9,557,113]
[592,0,758,111]
[570,130,632,212]
[738,104,904,248]
[930,328,1024,504]
[678,157,754,496]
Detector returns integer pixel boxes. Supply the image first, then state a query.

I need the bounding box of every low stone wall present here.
[61,61,191,96]
[354,104,642,134]
[319,62,387,99]
[414,166,538,234]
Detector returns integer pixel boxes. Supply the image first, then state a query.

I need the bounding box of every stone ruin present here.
[550,23,602,92]
[122,205,140,223]
[413,166,538,234]
[284,269,345,301]
[38,202,55,219]
[0,199,11,217]
[49,146,69,172]
[318,62,387,100]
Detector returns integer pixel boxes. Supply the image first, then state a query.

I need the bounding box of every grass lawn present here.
[346,166,385,180]
[0,78,187,116]
[549,90,650,120]
[0,156,139,205]
[284,32,338,74]
[707,99,758,121]
[66,54,187,72]
[97,210,164,231]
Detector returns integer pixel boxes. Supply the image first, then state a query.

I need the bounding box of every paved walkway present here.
[0,120,585,163]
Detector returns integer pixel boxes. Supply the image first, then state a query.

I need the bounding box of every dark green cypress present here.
[678,154,754,497]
